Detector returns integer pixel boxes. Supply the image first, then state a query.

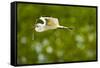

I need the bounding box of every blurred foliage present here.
[17,3,97,65]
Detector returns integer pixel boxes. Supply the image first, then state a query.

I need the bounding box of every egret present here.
[35,17,73,32]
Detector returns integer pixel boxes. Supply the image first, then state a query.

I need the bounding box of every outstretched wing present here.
[44,17,59,26]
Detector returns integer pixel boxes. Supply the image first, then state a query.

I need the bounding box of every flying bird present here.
[35,17,73,32]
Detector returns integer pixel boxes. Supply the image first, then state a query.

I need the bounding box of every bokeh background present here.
[17,3,97,65]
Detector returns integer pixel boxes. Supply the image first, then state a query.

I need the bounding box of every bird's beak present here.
[35,19,38,24]
[31,24,35,31]
[32,25,35,29]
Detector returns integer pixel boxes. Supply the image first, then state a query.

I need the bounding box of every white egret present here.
[35,17,73,32]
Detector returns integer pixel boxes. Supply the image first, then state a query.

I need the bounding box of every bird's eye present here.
[37,19,44,24]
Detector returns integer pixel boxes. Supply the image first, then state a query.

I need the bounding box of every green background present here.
[17,3,97,65]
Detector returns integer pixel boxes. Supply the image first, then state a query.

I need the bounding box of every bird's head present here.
[34,17,47,32]
[35,23,45,32]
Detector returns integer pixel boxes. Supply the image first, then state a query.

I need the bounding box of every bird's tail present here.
[58,26,73,30]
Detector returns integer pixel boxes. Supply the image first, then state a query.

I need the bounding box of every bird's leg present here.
[58,26,73,30]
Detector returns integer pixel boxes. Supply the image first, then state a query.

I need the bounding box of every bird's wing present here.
[45,17,59,26]
[39,17,46,25]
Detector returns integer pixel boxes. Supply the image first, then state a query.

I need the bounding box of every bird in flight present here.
[35,17,73,32]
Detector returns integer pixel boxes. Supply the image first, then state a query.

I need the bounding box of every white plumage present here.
[35,17,72,32]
